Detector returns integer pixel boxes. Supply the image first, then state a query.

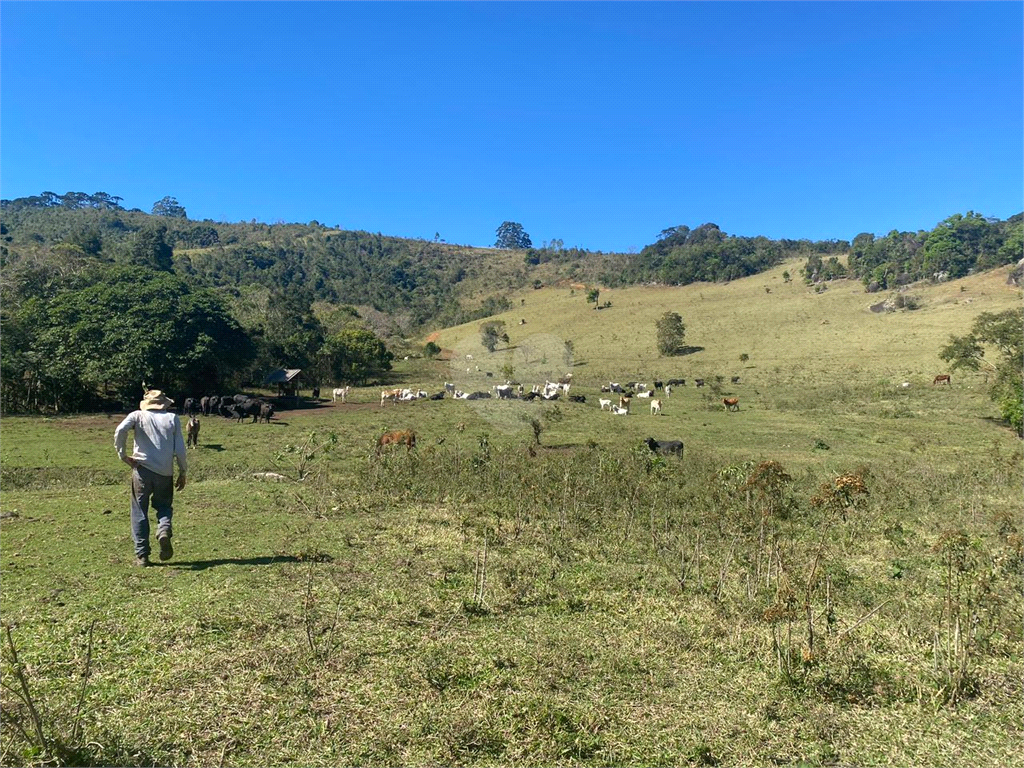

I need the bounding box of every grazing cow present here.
[494,384,515,399]
[376,429,417,455]
[731,376,740,384]
[380,388,403,406]
[259,402,275,423]
[694,379,705,388]
[610,382,624,393]
[200,396,211,416]
[650,399,662,415]
[654,380,664,391]
[569,394,586,403]
[933,374,951,386]
[666,378,685,387]
[599,398,613,411]
[644,437,683,457]
[186,416,200,448]
[619,396,631,412]
[723,397,740,412]
[332,386,350,403]
[611,405,629,415]
[183,397,198,416]
[664,384,673,398]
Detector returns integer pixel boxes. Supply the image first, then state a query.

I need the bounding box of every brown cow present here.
[186,415,200,448]
[723,397,740,412]
[933,374,951,386]
[376,429,417,455]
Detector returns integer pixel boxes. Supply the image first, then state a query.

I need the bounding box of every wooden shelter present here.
[263,368,302,401]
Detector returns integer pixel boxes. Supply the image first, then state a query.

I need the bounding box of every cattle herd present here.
[181,395,275,426]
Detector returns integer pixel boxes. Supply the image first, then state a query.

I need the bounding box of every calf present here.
[664,384,673,398]
[644,437,683,457]
[723,397,739,412]
[332,386,350,403]
[618,396,631,412]
[650,399,662,415]
[933,374,951,386]
[377,429,417,455]
[186,416,200,448]
[694,379,705,388]
[611,405,629,415]
[259,402,275,423]
[599,398,613,411]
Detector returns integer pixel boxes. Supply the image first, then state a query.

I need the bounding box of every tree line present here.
[803,212,1023,289]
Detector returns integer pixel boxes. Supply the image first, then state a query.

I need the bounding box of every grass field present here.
[2,260,1021,767]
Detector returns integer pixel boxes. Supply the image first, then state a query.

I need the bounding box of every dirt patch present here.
[425,331,441,343]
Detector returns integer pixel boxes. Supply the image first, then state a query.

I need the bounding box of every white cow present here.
[332,386,350,403]
[650,399,662,415]
[599,398,613,411]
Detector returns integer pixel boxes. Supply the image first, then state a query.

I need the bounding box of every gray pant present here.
[131,465,173,558]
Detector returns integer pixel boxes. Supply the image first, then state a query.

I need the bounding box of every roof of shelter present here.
[262,368,302,385]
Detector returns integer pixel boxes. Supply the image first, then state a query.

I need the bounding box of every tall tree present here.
[655,311,687,356]
[495,221,532,249]
[940,308,1023,434]
[318,327,393,385]
[151,196,188,218]
[480,320,506,353]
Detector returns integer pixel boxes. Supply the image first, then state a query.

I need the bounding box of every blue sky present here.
[1,2,1021,252]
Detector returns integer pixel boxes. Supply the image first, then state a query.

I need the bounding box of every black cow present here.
[666,379,686,387]
[183,397,198,415]
[694,379,705,388]
[644,437,684,457]
[428,391,445,401]
[569,394,586,403]
[653,380,664,391]
[731,376,741,384]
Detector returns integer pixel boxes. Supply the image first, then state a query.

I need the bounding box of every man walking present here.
[114,390,187,566]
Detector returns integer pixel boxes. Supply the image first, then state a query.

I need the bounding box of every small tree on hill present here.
[655,312,687,356]
[480,320,506,353]
[587,288,600,308]
[423,341,441,358]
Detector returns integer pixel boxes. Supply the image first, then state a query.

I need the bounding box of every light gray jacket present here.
[114,410,187,478]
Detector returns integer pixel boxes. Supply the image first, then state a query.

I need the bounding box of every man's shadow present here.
[165,555,309,571]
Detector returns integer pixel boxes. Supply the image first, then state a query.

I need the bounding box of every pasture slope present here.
[1,259,1021,767]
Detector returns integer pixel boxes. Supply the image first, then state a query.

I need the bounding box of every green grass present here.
[2,262,1022,766]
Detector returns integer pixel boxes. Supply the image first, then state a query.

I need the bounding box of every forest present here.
[1,191,1020,414]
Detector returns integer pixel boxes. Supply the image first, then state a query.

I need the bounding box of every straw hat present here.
[140,390,174,411]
